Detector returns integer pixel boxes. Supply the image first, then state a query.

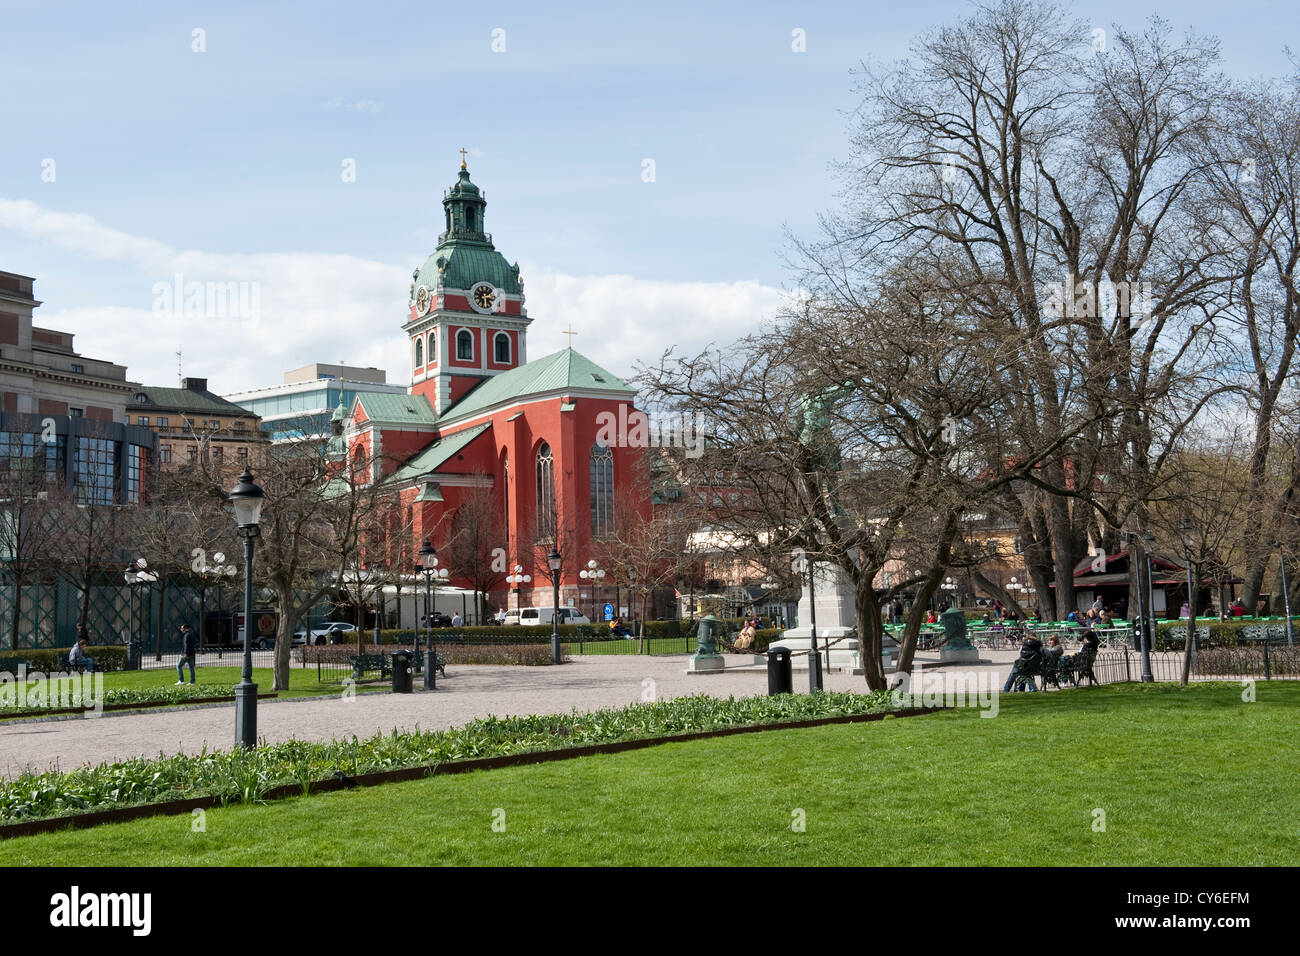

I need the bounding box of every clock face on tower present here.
[414,285,430,315]
[469,282,498,314]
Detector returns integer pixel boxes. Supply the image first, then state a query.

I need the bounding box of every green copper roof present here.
[134,386,254,417]
[438,348,635,425]
[355,392,437,427]
[387,422,492,485]
[411,165,521,297]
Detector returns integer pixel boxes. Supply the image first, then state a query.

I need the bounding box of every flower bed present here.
[0,691,901,826]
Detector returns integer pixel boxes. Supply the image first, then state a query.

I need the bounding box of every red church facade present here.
[338,161,650,616]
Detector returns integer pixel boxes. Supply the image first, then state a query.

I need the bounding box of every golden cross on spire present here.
[459,147,468,169]
[562,323,578,347]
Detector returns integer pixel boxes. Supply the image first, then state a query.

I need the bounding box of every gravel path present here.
[0,652,1020,778]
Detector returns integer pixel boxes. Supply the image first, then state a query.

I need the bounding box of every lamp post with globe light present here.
[548,549,563,664]
[580,559,606,621]
[418,540,448,688]
[227,468,264,749]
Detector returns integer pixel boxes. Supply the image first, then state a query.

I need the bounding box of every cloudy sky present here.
[0,0,1293,393]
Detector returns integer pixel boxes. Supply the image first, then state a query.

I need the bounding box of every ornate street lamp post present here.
[418,540,447,689]
[227,467,264,749]
[548,548,563,664]
[580,559,605,620]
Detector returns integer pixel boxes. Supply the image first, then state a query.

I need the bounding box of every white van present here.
[517,606,591,626]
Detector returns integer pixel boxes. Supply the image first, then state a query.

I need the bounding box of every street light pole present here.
[803,552,822,692]
[1282,552,1295,646]
[228,467,264,749]
[419,540,441,689]
[548,549,563,664]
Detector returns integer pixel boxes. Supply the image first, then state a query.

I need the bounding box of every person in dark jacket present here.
[1003,634,1044,693]
[175,624,198,684]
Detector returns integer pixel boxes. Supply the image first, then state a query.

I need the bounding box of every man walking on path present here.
[176,624,198,684]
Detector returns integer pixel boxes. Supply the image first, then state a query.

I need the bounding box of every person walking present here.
[175,623,198,685]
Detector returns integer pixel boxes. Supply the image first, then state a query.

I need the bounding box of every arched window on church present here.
[414,336,423,368]
[457,329,474,361]
[535,442,555,540]
[494,332,511,364]
[590,443,614,538]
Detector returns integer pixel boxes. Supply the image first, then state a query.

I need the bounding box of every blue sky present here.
[0,0,1294,391]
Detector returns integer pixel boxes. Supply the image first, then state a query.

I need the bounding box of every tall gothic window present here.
[457,329,474,361]
[414,337,424,368]
[535,442,555,540]
[494,331,511,364]
[590,443,614,538]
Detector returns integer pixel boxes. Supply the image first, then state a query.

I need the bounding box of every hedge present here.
[0,646,128,674]
[1151,618,1298,650]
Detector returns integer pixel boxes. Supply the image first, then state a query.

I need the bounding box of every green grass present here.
[563,638,695,655]
[2,681,1294,865]
[0,667,381,717]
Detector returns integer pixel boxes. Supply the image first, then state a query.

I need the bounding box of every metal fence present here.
[1090,646,1300,684]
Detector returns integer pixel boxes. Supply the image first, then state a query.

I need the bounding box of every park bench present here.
[349,652,446,682]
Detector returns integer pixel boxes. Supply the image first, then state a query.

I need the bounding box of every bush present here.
[1152,618,1297,649]
[0,646,127,674]
[299,642,557,666]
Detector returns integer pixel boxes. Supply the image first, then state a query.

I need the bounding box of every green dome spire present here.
[410,161,523,297]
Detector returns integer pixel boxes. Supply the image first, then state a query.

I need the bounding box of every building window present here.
[233,419,245,433]
[138,416,149,426]
[125,444,146,504]
[494,332,510,364]
[415,337,424,367]
[238,447,248,461]
[590,443,614,538]
[187,445,197,462]
[207,419,220,430]
[158,417,168,428]
[159,445,172,463]
[213,447,224,461]
[71,363,84,374]
[456,329,474,361]
[69,407,83,418]
[535,442,555,540]
[73,436,115,505]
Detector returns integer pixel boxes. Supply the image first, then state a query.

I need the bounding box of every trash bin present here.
[766,645,793,695]
[391,651,413,693]
[126,639,141,671]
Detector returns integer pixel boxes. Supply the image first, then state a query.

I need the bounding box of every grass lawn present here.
[563,638,694,655]
[0,667,383,717]
[0,681,1294,865]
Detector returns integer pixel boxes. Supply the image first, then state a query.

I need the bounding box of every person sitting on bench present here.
[69,637,95,674]
[1003,634,1044,693]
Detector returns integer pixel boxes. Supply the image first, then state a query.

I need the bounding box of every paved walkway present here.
[0,652,1020,778]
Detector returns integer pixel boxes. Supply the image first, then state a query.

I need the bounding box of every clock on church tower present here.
[404,158,532,415]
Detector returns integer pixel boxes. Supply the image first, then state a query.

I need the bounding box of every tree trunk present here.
[853,581,887,691]
[8,575,22,652]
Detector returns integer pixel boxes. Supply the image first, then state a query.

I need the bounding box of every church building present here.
[337,160,648,616]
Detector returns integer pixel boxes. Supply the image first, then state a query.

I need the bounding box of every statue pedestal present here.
[687,654,724,674]
[939,646,981,663]
[777,562,898,671]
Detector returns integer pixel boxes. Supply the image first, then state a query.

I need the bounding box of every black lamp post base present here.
[808,653,823,692]
[424,650,437,689]
[234,681,258,748]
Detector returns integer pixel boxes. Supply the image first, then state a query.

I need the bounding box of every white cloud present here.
[0,199,787,395]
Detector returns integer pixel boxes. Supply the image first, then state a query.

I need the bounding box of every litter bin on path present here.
[766,645,792,695]
[391,651,413,693]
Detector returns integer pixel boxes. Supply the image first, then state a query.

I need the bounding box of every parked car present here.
[304,622,359,645]
[517,607,591,626]
[420,612,453,628]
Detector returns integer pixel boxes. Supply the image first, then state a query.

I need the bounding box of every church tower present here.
[405,157,531,415]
